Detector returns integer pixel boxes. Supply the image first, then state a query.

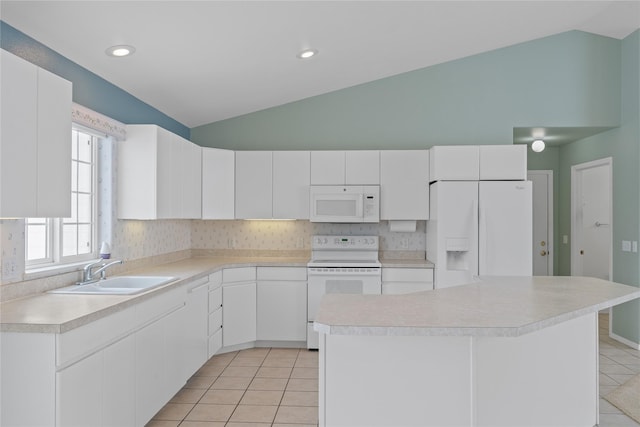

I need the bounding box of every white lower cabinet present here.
[57,333,136,427]
[57,350,103,427]
[257,267,307,342]
[223,281,257,347]
[135,288,187,426]
[382,268,434,295]
[103,334,136,427]
[184,276,210,378]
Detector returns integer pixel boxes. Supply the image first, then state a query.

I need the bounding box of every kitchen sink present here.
[49,276,178,295]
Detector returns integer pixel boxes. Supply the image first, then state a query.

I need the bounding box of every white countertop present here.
[314,276,640,337]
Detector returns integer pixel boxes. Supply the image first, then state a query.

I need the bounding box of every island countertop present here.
[314,276,640,337]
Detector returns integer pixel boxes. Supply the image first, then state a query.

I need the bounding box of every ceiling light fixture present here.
[297,49,318,59]
[531,139,546,153]
[105,45,136,57]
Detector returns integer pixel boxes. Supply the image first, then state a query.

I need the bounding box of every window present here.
[26,127,99,267]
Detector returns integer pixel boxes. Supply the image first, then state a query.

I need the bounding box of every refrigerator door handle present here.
[473,198,481,278]
[478,199,487,276]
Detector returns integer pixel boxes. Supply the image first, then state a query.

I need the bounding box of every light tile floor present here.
[146,347,319,427]
[147,313,639,427]
[598,313,640,427]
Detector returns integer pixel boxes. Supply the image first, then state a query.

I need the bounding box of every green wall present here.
[192,31,621,150]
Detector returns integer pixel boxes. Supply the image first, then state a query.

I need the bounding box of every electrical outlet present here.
[633,241,638,253]
[1,258,19,281]
[228,238,236,249]
[297,237,304,249]
[399,238,409,249]
[563,235,569,244]
[622,240,631,252]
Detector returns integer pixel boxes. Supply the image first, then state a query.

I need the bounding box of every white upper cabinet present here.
[380,150,429,220]
[273,151,310,219]
[479,145,527,180]
[345,150,380,184]
[235,151,273,219]
[118,124,202,219]
[0,49,72,218]
[202,147,235,219]
[311,150,380,185]
[310,151,344,185]
[429,146,480,182]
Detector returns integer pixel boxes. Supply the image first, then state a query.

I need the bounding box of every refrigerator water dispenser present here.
[446,238,470,271]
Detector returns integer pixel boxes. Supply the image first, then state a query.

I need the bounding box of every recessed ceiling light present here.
[297,49,318,59]
[105,45,136,57]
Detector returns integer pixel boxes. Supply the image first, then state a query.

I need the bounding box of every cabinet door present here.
[0,50,38,217]
[202,148,235,219]
[103,334,136,427]
[429,146,480,181]
[479,145,527,180]
[57,352,102,427]
[184,279,209,378]
[235,151,272,219]
[346,150,380,184]
[36,66,72,217]
[380,150,429,220]
[222,282,257,347]
[311,151,345,185]
[117,126,159,219]
[156,127,180,218]
[165,305,188,397]
[135,315,165,426]
[257,280,307,341]
[181,140,202,219]
[273,151,310,219]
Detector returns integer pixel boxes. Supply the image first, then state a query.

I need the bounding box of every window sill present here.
[24,260,94,281]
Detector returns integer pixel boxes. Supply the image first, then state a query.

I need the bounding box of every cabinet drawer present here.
[208,308,223,334]
[257,267,307,281]
[209,287,222,312]
[57,305,136,368]
[208,329,222,358]
[382,268,433,282]
[135,286,185,326]
[209,270,223,289]
[223,267,256,283]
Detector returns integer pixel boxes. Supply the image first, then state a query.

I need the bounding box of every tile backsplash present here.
[191,220,426,252]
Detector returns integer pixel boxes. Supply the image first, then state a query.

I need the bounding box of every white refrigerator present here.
[427,180,532,288]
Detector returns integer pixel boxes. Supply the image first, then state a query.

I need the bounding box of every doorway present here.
[528,170,553,275]
[571,158,612,280]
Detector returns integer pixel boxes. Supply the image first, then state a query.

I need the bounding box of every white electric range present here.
[307,235,381,349]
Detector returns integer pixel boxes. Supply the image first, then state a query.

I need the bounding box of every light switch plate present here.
[622,240,631,252]
[633,241,638,253]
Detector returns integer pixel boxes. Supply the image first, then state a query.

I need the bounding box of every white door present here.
[528,171,553,275]
[571,158,612,280]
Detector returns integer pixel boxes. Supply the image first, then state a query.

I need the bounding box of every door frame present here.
[570,157,613,279]
[528,170,554,275]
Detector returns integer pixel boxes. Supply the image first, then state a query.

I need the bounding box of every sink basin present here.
[49,276,178,295]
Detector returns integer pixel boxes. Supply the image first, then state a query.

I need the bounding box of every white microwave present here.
[309,185,380,223]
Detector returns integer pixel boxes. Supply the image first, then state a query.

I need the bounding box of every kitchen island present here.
[314,276,640,427]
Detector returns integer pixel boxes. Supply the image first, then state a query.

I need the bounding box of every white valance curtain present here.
[70,103,127,140]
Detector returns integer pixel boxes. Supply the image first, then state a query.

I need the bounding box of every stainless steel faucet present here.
[78,259,124,285]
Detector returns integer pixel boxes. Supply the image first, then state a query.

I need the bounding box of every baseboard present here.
[609,332,640,350]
